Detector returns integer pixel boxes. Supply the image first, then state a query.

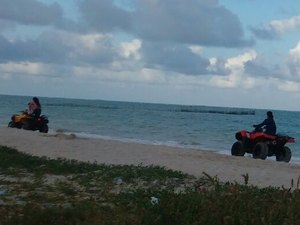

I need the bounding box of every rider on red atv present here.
[231,111,295,162]
[253,111,276,135]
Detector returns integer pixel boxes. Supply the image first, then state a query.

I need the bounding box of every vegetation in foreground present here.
[1,146,300,225]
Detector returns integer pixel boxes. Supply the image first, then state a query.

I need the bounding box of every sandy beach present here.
[0,127,300,188]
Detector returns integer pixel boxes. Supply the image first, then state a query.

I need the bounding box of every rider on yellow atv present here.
[8,97,49,133]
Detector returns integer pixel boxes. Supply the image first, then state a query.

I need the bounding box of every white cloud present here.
[207,57,218,72]
[189,45,203,56]
[252,14,300,39]
[285,41,300,80]
[55,31,113,57]
[289,42,300,60]
[0,61,49,77]
[270,15,300,35]
[76,33,109,51]
[119,38,142,60]
[225,50,257,71]
[209,50,257,88]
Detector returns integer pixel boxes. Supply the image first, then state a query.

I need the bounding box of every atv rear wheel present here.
[253,142,268,160]
[276,146,292,163]
[231,141,245,156]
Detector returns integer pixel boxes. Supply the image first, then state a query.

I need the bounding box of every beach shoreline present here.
[0,127,300,189]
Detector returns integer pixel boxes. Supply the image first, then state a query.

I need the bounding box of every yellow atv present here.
[8,111,49,133]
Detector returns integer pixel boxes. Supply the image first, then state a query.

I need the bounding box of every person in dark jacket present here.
[253,111,277,135]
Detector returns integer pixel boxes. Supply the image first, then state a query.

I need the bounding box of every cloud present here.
[119,39,142,60]
[225,50,257,71]
[278,80,300,92]
[0,30,118,66]
[289,41,300,60]
[0,28,225,77]
[4,0,298,98]
[0,61,59,81]
[246,41,300,82]
[133,0,254,47]
[0,0,63,26]
[78,0,253,47]
[0,0,257,77]
[234,41,300,84]
[270,15,300,34]
[286,42,300,79]
[251,15,300,39]
[206,43,300,95]
[79,0,132,32]
[209,50,257,88]
[141,42,211,75]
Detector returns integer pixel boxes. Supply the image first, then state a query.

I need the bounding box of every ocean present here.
[1,94,299,163]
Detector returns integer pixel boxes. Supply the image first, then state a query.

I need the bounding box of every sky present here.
[1,0,300,111]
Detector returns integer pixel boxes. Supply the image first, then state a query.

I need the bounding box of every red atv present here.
[231,129,295,162]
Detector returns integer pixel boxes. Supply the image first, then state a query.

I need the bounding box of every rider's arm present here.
[253,119,267,128]
[30,108,41,118]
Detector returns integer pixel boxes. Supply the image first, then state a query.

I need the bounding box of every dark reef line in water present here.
[179,108,255,115]
[44,103,255,115]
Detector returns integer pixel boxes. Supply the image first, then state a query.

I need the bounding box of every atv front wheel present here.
[22,122,32,130]
[39,124,49,133]
[253,142,268,160]
[276,146,291,163]
[231,141,245,156]
[8,121,22,128]
[8,121,15,128]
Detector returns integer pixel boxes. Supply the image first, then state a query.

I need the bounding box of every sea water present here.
[1,94,299,162]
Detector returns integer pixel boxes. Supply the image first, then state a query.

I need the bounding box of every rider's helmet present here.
[267,111,273,118]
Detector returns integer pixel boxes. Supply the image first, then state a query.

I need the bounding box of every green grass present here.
[1,145,300,224]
